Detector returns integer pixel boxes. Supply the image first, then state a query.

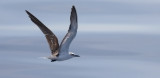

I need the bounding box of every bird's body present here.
[26,6,79,62]
[47,52,75,61]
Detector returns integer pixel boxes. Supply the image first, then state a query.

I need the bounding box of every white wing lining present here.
[59,6,78,55]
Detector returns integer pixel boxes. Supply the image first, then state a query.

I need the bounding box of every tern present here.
[26,6,79,62]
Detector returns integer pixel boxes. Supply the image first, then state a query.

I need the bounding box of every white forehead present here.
[69,52,74,54]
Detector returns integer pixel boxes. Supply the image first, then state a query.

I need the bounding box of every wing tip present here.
[71,5,77,17]
[25,10,34,19]
[72,5,75,9]
[25,10,31,16]
[72,5,76,11]
[25,10,28,13]
[70,5,77,22]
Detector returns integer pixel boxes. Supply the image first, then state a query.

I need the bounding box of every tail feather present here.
[38,57,48,59]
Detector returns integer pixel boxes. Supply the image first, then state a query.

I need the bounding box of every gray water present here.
[0,33,160,78]
[1,0,160,77]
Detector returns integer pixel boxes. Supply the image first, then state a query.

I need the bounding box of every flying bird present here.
[26,6,79,62]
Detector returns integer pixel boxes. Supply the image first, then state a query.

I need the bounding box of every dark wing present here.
[59,6,78,55]
[26,10,59,55]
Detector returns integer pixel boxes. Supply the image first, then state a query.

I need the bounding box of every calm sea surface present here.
[0,33,160,78]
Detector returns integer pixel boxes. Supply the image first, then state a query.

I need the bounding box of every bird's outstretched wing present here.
[59,6,78,55]
[26,10,59,56]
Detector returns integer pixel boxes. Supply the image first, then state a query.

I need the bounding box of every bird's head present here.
[69,52,80,57]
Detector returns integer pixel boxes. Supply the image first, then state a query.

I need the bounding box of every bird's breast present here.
[57,54,72,61]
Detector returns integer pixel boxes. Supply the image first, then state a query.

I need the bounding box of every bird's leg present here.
[51,60,56,62]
